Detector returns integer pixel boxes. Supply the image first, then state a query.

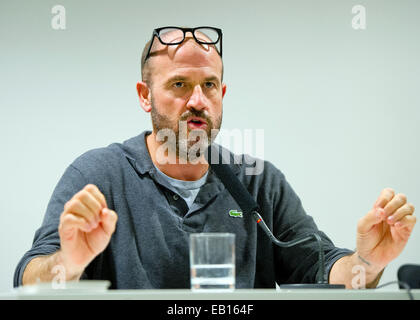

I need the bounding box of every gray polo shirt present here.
[14,131,353,289]
[152,163,208,210]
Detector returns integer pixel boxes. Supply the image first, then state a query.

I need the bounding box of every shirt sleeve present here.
[271,172,353,285]
[13,164,88,287]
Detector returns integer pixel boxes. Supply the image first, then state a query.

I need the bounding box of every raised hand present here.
[356,188,416,272]
[58,184,118,277]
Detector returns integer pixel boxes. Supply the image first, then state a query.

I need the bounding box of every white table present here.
[1,287,418,300]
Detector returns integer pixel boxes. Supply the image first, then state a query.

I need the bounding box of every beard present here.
[150,94,222,162]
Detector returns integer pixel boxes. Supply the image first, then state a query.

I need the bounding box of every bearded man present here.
[14,27,416,289]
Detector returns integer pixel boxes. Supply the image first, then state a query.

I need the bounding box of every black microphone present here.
[206,144,345,289]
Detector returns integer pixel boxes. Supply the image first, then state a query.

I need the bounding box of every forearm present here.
[22,251,83,285]
[329,253,384,289]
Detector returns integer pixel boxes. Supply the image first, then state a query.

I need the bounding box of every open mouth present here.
[187,117,208,129]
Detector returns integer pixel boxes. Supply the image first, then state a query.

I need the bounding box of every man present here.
[14,27,416,289]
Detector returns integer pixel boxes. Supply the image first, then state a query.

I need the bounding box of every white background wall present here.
[1,0,419,292]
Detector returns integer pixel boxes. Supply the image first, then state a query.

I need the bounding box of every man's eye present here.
[173,82,185,88]
[204,82,215,89]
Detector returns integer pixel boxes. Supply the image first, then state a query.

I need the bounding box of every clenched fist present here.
[58,184,118,277]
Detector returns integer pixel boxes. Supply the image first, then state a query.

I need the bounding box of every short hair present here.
[140,38,154,86]
[140,37,224,87]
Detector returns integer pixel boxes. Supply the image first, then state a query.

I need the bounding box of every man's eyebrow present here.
[166,75,189,83]
[204,76,221,83]
[165,75,221,84]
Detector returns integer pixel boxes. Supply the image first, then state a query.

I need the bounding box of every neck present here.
[146,132,209,181]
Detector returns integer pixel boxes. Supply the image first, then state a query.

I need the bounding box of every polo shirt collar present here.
[120,130,241,177]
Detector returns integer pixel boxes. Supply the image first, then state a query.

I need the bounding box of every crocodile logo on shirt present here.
[229,210,243,218]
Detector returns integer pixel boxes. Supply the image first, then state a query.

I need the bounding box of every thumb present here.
[357,207,384,234]
[100,208,118,236]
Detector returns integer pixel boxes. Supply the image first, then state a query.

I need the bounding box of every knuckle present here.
[407,202,415,212]
[59,212,72,225]
[397,193,407,203]
[72,198,82,207]
[84,184,97,192]
[384,187,395,195]
[66,198,82,213]
[64,199,76,210]
[78,189,90,201]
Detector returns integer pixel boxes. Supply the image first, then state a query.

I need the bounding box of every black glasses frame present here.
[144,26,223,62]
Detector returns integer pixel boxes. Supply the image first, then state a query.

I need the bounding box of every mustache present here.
[179,109,211,124]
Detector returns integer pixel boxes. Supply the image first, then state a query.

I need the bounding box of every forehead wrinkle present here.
[164,69,221,84]
[152,44,222,78]
[162,61,222,82]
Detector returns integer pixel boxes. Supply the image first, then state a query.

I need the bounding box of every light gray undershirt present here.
[153,164,209,209]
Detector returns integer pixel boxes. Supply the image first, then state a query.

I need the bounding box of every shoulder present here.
[71,144,121,175]
[70,133,146,178]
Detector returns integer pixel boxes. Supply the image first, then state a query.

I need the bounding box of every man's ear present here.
[222,83,227,98]
[137,81,152,112]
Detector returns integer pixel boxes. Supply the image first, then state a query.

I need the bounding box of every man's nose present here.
[186,84,207,111]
